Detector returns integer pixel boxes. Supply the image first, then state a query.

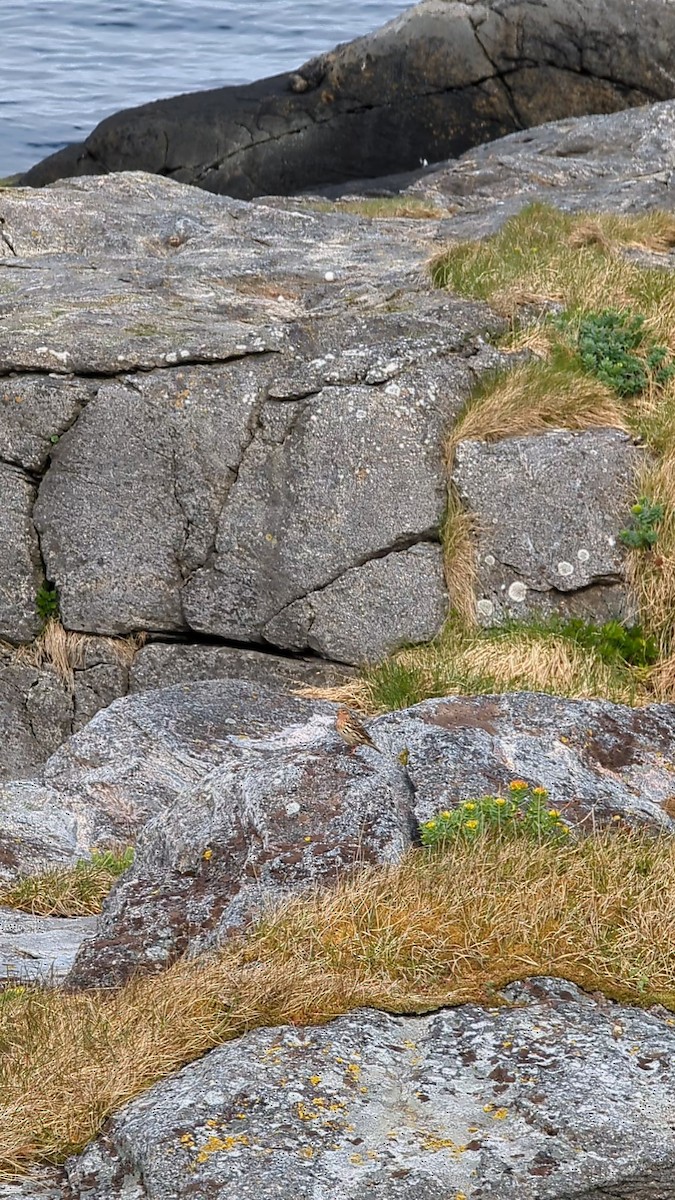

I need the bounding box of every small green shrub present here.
[420,782,569,847]
[35,581,60,623]
[620,497,665,550]
[576,309,675,397]
[546,617,659,668]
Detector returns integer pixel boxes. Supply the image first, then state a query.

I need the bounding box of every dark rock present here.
[19,0,675,198]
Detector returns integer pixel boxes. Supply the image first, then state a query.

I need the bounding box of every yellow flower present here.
[425,820,437,829]
[441,810,452,818]
[532,786,548,796]
[465,820,479,830]
[494,798,507,807]
[463,801,476,811]
[202,848,213,861]
[547,809,561,818]
[509,780,529,792]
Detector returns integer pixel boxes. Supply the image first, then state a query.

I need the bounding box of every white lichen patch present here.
[507,581,527,603]
[557,561,574,577]
[477,598,494,618]
[577,549,590,562]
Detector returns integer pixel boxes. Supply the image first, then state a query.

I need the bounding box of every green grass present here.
[1,848,135,917]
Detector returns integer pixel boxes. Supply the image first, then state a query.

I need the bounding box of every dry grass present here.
[2,830,675,1173]
[302,195,447,219]
[301,621,644,715]
[0,849,134,918]
[432,203,675,345]
[9,622,146,689]
[442,488,478,625]
[447,351,628,460]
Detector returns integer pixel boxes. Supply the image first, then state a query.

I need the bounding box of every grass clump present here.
[310,617,648,715]
[302,195,446,219]
[2,824,675,1172]
[1,848,135,917]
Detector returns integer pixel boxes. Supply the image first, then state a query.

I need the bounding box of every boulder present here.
[62,978,675,1199]
[19,0,675,198]
[1,170,505,662]
[413,96,675,232]
[66,690,675,988]
[66,715,415,988]
[0,907,96,984]
[453,428,642,626]
[0,680,335,880]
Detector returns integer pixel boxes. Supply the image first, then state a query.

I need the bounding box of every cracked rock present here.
[263,543,448,664]
[0,463,44,643]
[452,428,642,626]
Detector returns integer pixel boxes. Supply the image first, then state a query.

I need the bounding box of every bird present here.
[335,706,380,753]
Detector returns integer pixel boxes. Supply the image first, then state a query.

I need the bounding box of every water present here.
[0,0,413,176]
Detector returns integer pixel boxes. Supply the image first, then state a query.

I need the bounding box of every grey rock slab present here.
[20,0,675,197]
[129,642,353,694]
[453,428,642,626]
[0,654,73,781]
[0,1176,65,1200]
[0,779,81,881]
[0,375,95,474]
[0,680,334,884]
[63,978,675,1199]
[0,463,43,643]
[0,907,97,985]
[374,692,675,829]
[264,543,448,664]
[413,97,675,235]
[67,715,414,987]
[182,377,455,644]
[34,361,265,635]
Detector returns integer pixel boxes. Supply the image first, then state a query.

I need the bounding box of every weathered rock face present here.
[0,172,505,673]
[0,907,96,984]
[378,692,675,829]
[63,978,675,1199]
[19,0,675,198]
[64,688,675,989]
[414,94,675,229]
[0,680,336,880]
[3,99,675,781]
[453,428,641,626]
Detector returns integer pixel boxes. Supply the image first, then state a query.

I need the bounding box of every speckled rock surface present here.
[263,544,448,663]
[128,642,353,695]
[0,680,335,880]
[376,692,675,829]
[412,96,675,232]
[62,978,675,1199]
[0,907,96,984]
[453,428,642,626]
[65,690,675,988]
[0,171,504,665]
[67,710,415,988]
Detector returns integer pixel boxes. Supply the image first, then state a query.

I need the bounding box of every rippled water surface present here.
[1,0,413,174]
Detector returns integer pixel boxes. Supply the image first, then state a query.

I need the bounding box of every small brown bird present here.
[335,706,380,753]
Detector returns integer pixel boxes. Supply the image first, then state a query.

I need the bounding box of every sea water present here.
[0,0,413,175]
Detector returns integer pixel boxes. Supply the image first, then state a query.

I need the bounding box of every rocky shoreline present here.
[3,2,675,1195]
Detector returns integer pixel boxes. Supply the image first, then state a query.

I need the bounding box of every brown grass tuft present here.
[447,357,628,458]
[0,849,134,918]
[2,831,675,1173]
[12,623,147,689]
